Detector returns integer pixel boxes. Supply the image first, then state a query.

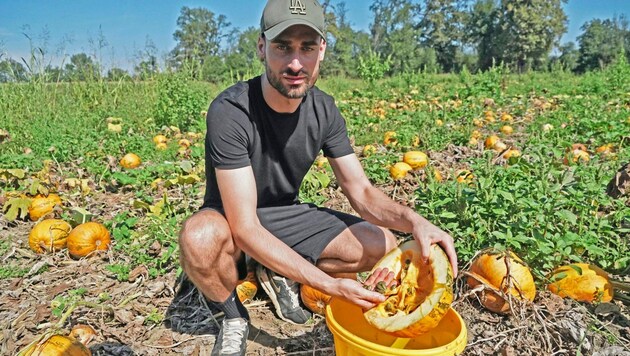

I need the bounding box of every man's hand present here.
[412,220,458,277]
[331,278,387,310]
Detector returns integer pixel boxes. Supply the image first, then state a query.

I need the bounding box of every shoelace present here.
[220,319,247,354]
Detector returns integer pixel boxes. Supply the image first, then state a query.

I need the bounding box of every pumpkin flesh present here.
[22,334,91,356]
[363,242,453,338]
[547,263,613,303]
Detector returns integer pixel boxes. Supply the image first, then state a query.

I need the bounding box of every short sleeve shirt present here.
[202,76,354,209]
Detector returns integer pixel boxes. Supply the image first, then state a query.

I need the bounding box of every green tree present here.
[553,41,579,72]
[222,27,264,82]
[418,0,468,72]
[0,58,27,82]
[64,53,99,81]
[576,16,629,72]
[107,67,131,81]
[171,6,231,76]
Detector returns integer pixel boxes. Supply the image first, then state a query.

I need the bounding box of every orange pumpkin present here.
[500,125,513,135]
[383,131,398,146]
[300,284,332,315]
[28,194,62,221]
[28,219,72,254]
[236,271,258,303]
[484,135,501,150]
[402,151,429,170]
[389,162,412,180]
[21,334,91,356]
[66,222,111,259]
[363,241,453,337]
[547,263,613,303]
[467,249,536,314]
[119,153,141,169]
[152,134,168,145]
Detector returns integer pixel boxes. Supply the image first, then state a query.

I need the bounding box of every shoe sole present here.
[255,264,305,325]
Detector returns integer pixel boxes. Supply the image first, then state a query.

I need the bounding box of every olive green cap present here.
[260,0,326,40]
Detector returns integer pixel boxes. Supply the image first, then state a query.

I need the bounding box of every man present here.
[178,0,458,355]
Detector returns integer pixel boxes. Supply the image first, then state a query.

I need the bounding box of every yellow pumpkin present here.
[455,169,474,184]
[155,142,168,150]
[484,135,501,150]
[389,162,412,180]
[363,241,453,337]
[66,222,111,259]
[152,134,168,145]
[28,194,62,221]
[236,271,258,303]
[402,151,429,170]
[467,249,536,314]
[178,138,191,148]
[362,144,376,157]
[314,156,328,168]
[21,334,91,356]
[500,125,513,135]
[547,263,613,303]
[300,284,332,315]
[28,219,72,254]
[383,131,398,146]
[502,149,521,159]
[564,149,590,165]
[119,153,141,169]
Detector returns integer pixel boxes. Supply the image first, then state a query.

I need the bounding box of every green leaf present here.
[439,211,457,219]
[556,209,577,224]
[2,197,31,221]
[0,168,26,180]
[67,207,94,226]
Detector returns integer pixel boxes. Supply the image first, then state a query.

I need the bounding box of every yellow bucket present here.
[325,298,467,356]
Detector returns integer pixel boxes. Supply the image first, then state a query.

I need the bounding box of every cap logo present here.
[289,0,307,15]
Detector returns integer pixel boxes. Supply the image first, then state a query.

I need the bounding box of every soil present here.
[1,148,629,355]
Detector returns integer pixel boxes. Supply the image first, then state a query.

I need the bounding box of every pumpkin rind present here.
[467,249,536,314]
[236,271,258,303]
[28,219,72,254]
[363,241,453,338]
[402,151,429,170]
[301,284,332,315]
[547,263,613,303]
[119,153,141,169]
[66,222,111,259]
[22,334,91,356]
[28,194,62,221]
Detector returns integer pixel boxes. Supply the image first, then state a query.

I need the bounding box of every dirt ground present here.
[1,148,629,355]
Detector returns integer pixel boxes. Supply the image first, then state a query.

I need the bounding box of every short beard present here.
[266,66,310,99]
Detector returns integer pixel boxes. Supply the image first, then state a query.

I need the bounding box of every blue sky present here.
[1,0,628,71]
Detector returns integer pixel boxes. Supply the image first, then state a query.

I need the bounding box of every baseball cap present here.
[260,0,326,40]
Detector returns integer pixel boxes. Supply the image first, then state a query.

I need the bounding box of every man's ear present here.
[319,39,327,61]
[257,36,265,62]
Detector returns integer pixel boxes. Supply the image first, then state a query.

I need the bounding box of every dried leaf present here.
[2,197,31,221]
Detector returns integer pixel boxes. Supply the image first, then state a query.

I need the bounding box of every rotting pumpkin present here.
[547,263,613,303]
[363,241,453,338]
[466,249,536,314]
[66,222,111,259]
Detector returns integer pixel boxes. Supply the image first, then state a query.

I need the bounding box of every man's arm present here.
[328,154,458,276]
[215,166,385,309]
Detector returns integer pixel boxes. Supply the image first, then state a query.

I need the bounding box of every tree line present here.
[1,0,629,83]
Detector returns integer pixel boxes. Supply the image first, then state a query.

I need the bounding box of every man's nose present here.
[288,57,303,73]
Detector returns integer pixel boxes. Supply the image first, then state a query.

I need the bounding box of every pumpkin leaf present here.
[2,197,32,221]
[164,174,201,187]
[548,271,567,282]
[67,207,94,226]
[0,168,26,180]
[568,264,584,275]
[179,160,193,174]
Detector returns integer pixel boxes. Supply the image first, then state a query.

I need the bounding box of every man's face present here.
[258,25,326,99]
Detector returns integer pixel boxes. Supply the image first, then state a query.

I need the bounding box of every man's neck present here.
[261,73,303,114]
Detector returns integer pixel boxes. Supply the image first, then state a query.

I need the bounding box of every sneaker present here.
[256,264,312,325]
[211,317,249,356]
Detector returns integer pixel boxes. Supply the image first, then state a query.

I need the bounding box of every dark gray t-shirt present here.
[202,76,354,209]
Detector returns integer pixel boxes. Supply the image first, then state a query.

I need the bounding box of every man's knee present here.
[179,210,233,263]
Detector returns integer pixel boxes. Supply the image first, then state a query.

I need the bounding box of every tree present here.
[222,27,264,82]
[0,58,27,82]
[369,0,426,74]
[64,53,99,81]
[107,67,131,81]
[554,42,579,72]
[171,6,231,75]
[576,16,629,72]
[418,0,468,72]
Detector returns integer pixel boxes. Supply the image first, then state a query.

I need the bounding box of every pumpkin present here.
[455,169,474,184]
[484,135,500,149]
[300,284,331,315]
[363,241,453,337]
[402,151,429,170]
[314,156,328,168]
[389,162,412,180]
[383,131,398,146]
[119,153,141,169]
[68,324,97,346]
[153,134,168,145]
[466,249,536,314]
[547,263,613,303]
[542,123,554,132]
[500,113,513,122]
[564,148,590,165]
[21,334,91,356]
[178,138,191,148]
[362,145,376,157]
[28,219,72,254]
[29,194,62,221]
[500,125,513,135]
[236,271,258,303]
[155,142,168,150]
[595,144,614,156]
[502,149,521,159]
[66,222,111,259]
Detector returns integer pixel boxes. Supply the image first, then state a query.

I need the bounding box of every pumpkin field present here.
[1,62,629,355]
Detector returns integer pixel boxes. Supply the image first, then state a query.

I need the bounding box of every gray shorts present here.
[202,203,364,278]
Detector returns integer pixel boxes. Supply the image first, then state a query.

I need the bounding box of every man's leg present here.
[179,208,248,356]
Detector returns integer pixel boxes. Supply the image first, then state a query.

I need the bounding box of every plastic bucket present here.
[325,298,467,356]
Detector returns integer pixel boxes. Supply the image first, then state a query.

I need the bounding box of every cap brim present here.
[263,19,325,41]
